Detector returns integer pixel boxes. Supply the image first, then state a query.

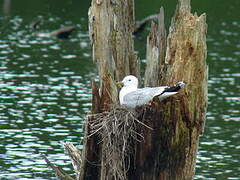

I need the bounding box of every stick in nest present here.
[86,105,152,180]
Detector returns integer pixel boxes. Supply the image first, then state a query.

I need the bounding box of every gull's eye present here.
[128,79,131,81]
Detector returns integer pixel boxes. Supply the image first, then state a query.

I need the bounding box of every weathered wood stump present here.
[80,0,139,179]
[50,0,207,179]
[139,0,207,179]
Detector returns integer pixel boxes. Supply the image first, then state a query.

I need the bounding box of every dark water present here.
[0,0,239,179]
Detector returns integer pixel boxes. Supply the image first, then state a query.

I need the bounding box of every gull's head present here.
[177,81,186,88]
[121,75,138,88]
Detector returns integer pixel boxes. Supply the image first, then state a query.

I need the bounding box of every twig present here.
[41,154,74,180]
[86,105,153,180]
[62,142,82,178]
[134,14,159,35]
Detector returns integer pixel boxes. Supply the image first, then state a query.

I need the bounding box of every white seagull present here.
[118,75,185,108]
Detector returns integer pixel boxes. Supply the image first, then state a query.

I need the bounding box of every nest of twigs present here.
[87,105,152,180]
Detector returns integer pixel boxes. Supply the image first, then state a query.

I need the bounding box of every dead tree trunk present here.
[79,0,207,179]
[137,0,207,179]
[80,0,139,179]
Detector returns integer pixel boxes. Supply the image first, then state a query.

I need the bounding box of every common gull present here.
[118,75,185,108]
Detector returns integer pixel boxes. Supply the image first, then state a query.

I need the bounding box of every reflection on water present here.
[0,0,239,179]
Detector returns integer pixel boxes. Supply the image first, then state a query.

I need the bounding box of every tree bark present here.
[139,0,207,179]
[145,7,167,87]
[80,0,139,179]
[88,0,139,110]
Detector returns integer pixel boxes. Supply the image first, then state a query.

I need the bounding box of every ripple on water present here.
[195,17,240,178]
[0,13,93,179]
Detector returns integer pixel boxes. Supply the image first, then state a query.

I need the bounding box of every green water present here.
[0,0,239,179]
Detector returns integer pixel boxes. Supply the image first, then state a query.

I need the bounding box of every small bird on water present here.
[117,75,185,108]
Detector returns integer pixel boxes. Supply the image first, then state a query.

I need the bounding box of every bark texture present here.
[88,0,139,110]
[80,0,139,179]
[140,0,208,179]
[145,7,167,86]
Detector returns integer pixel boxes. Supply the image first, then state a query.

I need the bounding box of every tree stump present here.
[80,0,139,179]
[140,0,207,179]
[63,0,207,179]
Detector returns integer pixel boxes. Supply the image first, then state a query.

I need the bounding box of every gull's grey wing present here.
[122,87,166,108]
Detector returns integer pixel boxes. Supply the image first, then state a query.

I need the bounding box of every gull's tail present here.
[158,81,185,101]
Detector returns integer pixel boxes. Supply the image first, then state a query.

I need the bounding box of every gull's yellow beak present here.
[116,81,124,87]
